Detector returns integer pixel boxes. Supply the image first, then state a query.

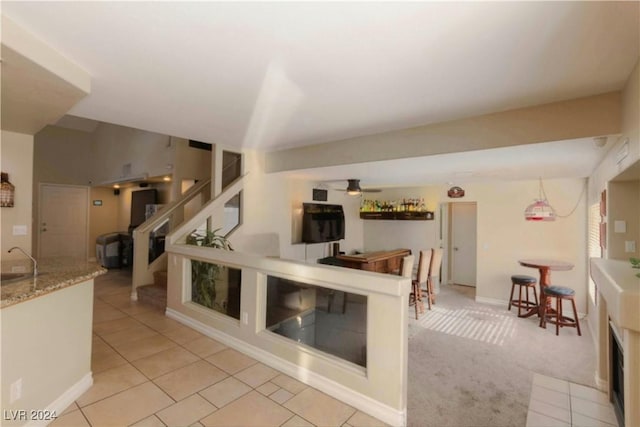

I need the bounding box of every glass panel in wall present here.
[191,260,241,320]
[221,192,241,237]
[222,151,242,190]
[265,276,367,367]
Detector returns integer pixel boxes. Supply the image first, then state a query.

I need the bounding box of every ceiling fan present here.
[336,179,382,196]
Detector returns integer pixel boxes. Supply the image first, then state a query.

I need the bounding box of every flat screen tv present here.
[302,203,345,243]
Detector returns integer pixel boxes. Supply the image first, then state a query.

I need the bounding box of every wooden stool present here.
[508,275,538,317]
[540,285,581,336]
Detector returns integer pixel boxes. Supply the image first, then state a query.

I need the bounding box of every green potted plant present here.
[186,228,233,310]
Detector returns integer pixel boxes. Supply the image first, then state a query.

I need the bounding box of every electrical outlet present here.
[625,241,636,253]
[10,378,22,403]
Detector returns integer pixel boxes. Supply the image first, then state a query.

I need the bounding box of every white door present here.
[450,202,477,287]
[39,184,89,259]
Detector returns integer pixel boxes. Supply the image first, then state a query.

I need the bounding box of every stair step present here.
[153,270,168,288]
[137,283,167,310]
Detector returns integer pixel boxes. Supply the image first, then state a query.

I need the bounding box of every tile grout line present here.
[568,383,573,427]
[86,274,373,427]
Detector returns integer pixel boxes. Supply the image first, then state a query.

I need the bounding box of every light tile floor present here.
[53,270,388,427]
[526,373,620,427]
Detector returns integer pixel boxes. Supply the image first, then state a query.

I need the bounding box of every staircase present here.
[131,178,211,300]
[136,270,168,310]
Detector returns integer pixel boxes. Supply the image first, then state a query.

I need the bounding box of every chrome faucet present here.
[8,247,38,277]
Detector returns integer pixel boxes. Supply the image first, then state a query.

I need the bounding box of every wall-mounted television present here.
[302,203,345,243]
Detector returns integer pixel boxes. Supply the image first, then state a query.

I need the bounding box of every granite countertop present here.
[1,257,107,309]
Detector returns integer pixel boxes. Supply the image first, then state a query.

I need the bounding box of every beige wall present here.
[89,187,120,259]
[468,178,588,311]
[1,131,34,259]
[1,280,94,425]
[266,92,621,172]
[608,180,640,260]
[88,123,174,185]
[34,126,91,185]
[230,150,364,261]
[361,179,589,312]
[33,126,92,256]
[171,137,211,201]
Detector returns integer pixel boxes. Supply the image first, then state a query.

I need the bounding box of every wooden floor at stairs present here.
[137,270,167,310]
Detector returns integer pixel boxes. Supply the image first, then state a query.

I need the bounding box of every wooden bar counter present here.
[318,248,411,274]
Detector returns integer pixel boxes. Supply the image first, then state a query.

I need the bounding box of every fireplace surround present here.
[590,258,639,427]
[610,323,625,426]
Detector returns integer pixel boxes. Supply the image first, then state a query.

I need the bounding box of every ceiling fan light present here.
[524,199,556,221]
[346,179,362,195]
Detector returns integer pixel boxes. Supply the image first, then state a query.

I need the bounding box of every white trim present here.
[595,372,609,392]
[25,372,92,427]
[166,308,406,427]
[586,314,598,351]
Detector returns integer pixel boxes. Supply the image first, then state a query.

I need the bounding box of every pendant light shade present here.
[525,178,557,221]
[524,199,556,221]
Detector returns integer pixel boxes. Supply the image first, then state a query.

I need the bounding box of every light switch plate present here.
[12,225,27,236]
[614,220,626,233]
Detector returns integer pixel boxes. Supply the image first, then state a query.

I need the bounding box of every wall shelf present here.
[359,211,434,221]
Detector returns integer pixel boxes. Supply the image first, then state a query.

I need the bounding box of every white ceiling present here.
[2,2,638,186]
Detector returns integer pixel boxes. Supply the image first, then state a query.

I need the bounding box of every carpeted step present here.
[137,283,167,310]
[153,270,168,288]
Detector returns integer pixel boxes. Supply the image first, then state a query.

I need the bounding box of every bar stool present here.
[508,275,538,317]
[540,285,581,336]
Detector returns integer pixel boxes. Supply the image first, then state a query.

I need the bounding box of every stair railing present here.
[166,174,245,247]
[131,178,211,299]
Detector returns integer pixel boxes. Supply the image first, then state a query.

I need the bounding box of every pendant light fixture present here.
[524,178,556,221]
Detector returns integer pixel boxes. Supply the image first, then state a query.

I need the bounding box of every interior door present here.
[39,184,89,259]
[450,202,477,287]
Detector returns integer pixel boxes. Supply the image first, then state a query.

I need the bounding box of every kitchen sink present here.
[0,272,43,285]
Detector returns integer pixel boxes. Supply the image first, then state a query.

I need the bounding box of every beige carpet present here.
[407,285,596,427]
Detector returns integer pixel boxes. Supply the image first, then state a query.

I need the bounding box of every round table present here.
[518,259,574,319]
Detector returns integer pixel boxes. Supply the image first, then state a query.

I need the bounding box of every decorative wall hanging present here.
[1,172,15,207]
[447,186,465,198]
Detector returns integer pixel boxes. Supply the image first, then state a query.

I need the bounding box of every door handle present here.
[454,247,459,251]
[41,228,47,232]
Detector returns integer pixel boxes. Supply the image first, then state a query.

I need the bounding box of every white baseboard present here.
[25,372,93,427]
[594,372,608,392]
[166,308,406,427]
